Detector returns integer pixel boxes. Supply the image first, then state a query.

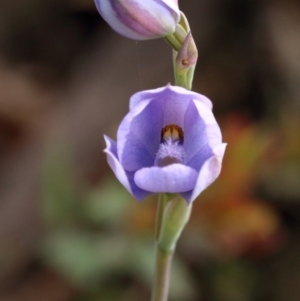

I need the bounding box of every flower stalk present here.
[152,194,172,301]
[155,194,167,240]
[158,196,192,252]
[151,195,192,301]
[151,247,173,301]
[165,13,198,90]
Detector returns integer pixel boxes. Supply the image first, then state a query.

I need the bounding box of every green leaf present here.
[42,148,80,226]
[84,179,131,225]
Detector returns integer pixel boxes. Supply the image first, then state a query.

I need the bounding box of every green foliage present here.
[42,149,80,226]
[83,183,131,226]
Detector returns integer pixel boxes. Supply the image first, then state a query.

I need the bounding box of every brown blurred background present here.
[1,0,300,300]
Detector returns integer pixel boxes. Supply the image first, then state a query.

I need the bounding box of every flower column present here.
[95,1,226,301]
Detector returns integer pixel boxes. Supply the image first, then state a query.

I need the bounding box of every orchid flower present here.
[104,85,226,204]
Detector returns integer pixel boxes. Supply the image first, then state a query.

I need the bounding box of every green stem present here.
[155,194,166,240]
[172,49,185,90]
[165,35,181,52]
[152,194,172,301]
[151,247,174,301]
[151,196,192,301]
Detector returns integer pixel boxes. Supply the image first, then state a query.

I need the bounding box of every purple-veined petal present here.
[134,164,198,193]
[130,85,191,127]
[118,99,163,171]
[95,0,180,40]
[130,86,167,110]
[160,0,179,13]
[183,100,213,166]
[169,86,213,109]
[130,84,212,111]
[104,135,151,201]
[124,170,152,201]
[192,99,222,150]
[104,135,132,193]
[181,143,227,203]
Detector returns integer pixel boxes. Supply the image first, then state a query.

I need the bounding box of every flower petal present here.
[118,99,163,171]
[104,135,132,192]
[104,135,151,201]
[134,164,198,193]
[181,143,227,203]
[95,0,180,40]
[130,84,212,111]
[184,100,213,167]
[130,85,191,127]
[168,85,212,109]
[192,99,222,150]
[130,86,167,110]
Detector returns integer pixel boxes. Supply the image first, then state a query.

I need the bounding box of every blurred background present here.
[0,0,300,300]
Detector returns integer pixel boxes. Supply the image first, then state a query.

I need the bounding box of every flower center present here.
[161,124,184,144]
[155,124,185,167]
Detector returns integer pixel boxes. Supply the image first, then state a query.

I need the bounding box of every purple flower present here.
[104,85,226,203]
[94,0,180,40]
